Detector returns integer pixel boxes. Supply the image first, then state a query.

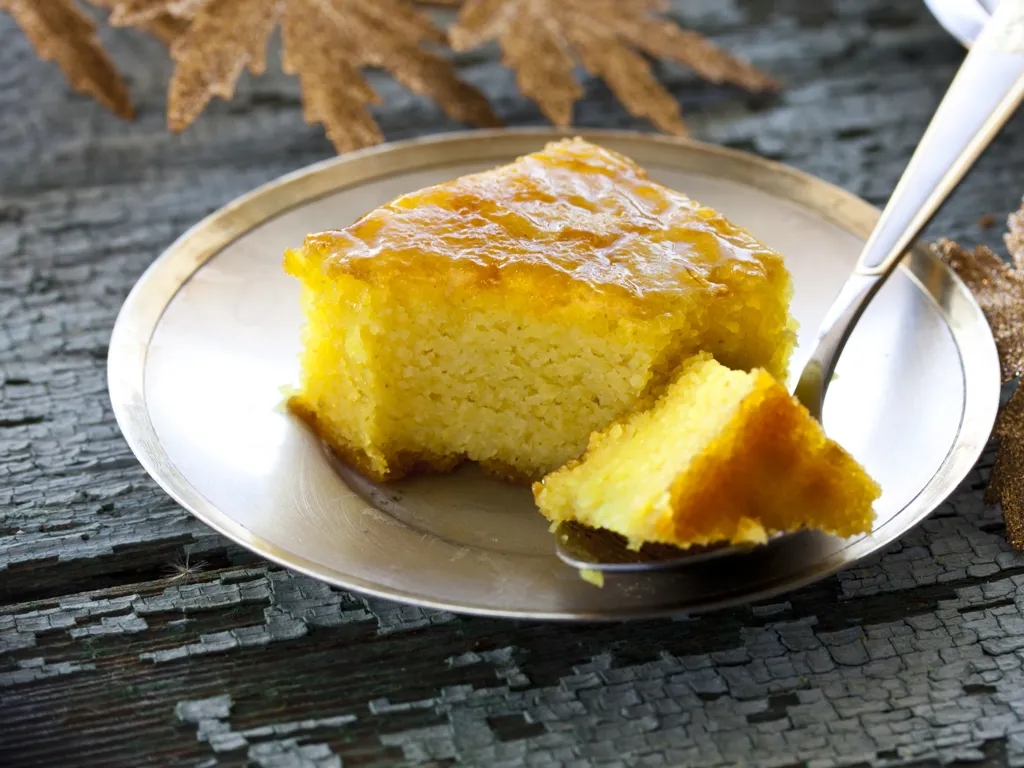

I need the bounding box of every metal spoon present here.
[557,0,1024,573]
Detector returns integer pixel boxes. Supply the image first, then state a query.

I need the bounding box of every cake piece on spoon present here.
[533,352,880,549]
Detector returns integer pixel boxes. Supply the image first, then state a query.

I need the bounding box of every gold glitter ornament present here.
[936,237,1024,384]
[0,0,135,118]
[937,209,1024,550]
[166,0,284,133]
[449,0,780,136]
[6,0,783,151]
[278,0,502,153]
[4,0,500,152]
[1006,197,1024,269]
[151,0,502,152]
[989,388,1024,549]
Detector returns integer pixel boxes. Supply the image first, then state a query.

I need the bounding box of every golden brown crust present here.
[288,397,538,485]
[477,459,540,485]
[287,397,388,479]
[659,372,878,545]
[288,397,455,481]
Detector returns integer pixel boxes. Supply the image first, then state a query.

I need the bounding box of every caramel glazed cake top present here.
[301,137,793,321]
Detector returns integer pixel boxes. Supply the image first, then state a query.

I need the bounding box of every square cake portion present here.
[284,138,796,482]
[534,353,879,549]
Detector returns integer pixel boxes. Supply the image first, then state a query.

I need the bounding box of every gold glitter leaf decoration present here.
[87,0,187,44]
[1006,197,1024,270]
[1,0,135,118]
[449,0,779,136]
[107,0,208,26]
[936,237,1024,384]
[987,388,1024,549]
[281,0,501,153]
[7,0,780,150]
[280,0,385,152]
[103,0,501,151]
[134,13,188,44]
[97,0,201,43]
[937,211,1024,551]
[165,0,284,132]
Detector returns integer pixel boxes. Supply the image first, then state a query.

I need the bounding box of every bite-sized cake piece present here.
[284,138,796,482]
[533,353,880,549]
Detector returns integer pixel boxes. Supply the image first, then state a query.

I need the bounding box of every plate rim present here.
[107,127,1001,620]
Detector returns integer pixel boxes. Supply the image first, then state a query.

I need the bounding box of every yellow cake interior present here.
[284,137,796,482]
[533,352,880,549]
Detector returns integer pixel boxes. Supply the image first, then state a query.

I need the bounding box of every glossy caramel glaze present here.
[300,138,785,314]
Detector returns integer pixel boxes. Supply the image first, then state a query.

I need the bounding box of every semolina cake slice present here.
[533,353,880,549]
[284,138,797,483]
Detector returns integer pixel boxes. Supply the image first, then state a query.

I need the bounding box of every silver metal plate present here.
[108,129,1000,620]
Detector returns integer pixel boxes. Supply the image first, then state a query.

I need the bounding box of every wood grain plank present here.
[2,565,1024,765]
[3,0,1024,765]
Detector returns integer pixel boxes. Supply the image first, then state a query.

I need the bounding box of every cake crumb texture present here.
[284,138,797,482]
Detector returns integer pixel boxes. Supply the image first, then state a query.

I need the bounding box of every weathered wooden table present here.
[4,1,1024,765]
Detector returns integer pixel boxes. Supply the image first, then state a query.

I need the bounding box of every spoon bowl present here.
[555,1,1024,573]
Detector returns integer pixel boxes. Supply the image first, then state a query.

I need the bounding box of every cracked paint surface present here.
[5,0,1024,765]
[176,694,356,765]
[4,560,1024,764]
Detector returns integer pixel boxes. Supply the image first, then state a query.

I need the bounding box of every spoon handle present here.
[857,0,1024,276]
[797,0,1024,410]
